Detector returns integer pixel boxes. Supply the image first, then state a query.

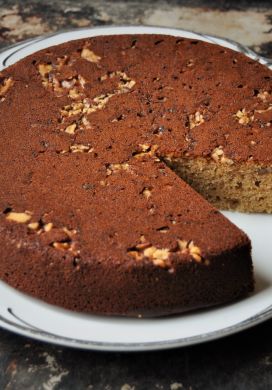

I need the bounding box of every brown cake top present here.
[0,154,248,270]
[1,34,271,165]
[0,34,259,270]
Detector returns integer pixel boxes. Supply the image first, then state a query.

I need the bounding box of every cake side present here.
[166,157,272,213]
[0,233,253,317]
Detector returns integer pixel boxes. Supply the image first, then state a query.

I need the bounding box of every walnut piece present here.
[61,79,76,89]
[107,163,130,175]
[187,59,194,67]
[70,144,93,153]
[189,111,204,129]
[68,89,80,99]
[101,71,136,92]
[211,146,234,164]
[177,240,202,262]
[59,71,135,134]
[38,63,52,77]
[133,144,159,159]
[81,48,101,63]
[128,237,206,268]
[44,222,53,232]
[235,108,254,125]
[257,91,270,102]
[52,242,70,250]
[143,246,170,267]
[38,61,86,98]
[0,77,14,97]
[6,211,32,223]
[62,227,77,237]
[5,207,81,257]
[139,144,150,152]
[28,222,40,230]
[87,93,114,113]
[143,246,169,259]
[128,241,170,267]
[117,72,136,92]
[38,63,62,92]
[65,123,77,134]
[142,188,152,199]
[53,241,80,256]
[61,102,85,117]
[51,227,79,255]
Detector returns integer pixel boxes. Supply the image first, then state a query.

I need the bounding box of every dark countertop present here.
[0,319,272,390]
[0,1,271,389]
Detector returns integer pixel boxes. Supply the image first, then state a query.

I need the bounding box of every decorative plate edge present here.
[0,304,270,351]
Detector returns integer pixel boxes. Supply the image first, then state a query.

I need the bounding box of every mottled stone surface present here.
[0,1,272,389]
[0,0,271,58]
[1,320,272,390]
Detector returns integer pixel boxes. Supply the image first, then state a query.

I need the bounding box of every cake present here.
[1,33,267,317]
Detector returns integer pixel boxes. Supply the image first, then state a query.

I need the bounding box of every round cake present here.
[2,33,271,316]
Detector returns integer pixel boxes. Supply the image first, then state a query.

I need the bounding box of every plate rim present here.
[0,300,271,351]
[0,25,271,351]
[0,24,270,68]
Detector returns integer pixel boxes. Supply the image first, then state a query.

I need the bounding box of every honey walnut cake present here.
[2,33,271,316]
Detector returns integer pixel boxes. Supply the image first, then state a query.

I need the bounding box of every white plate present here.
[0,26,271,351]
